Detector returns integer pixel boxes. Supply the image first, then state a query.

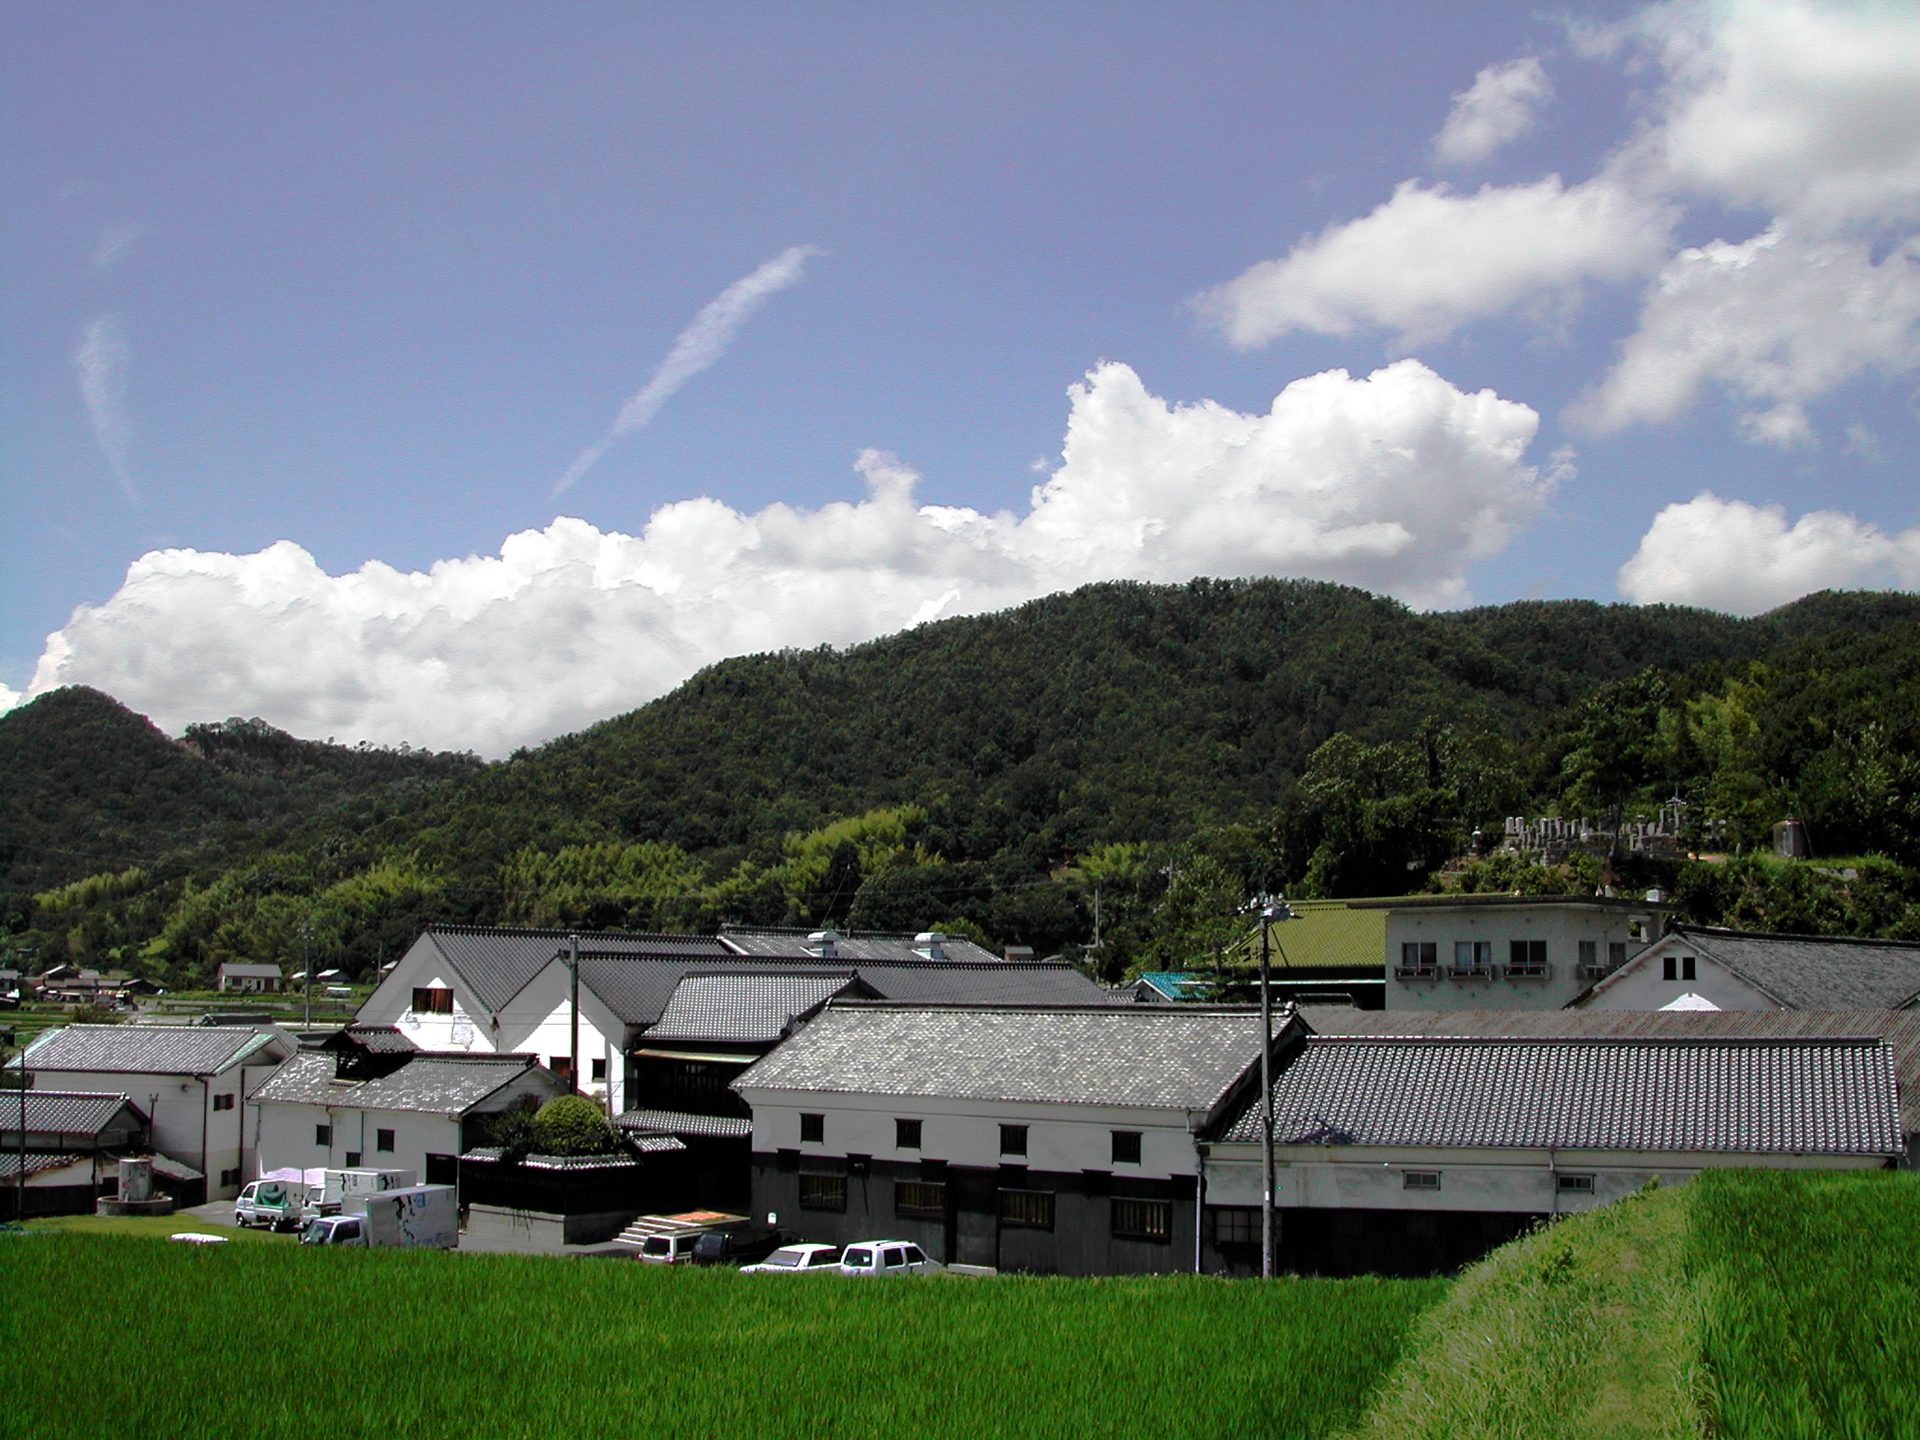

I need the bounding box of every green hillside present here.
[5,579,1918,982]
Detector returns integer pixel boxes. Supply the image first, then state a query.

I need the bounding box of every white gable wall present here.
[494,961,627,1111]
[25,1062,270,1199]
[741,1089,1204,1179]
[355,936,501,1053]
[1579,936,1784,1011]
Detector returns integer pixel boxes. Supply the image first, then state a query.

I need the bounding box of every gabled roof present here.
[1215,1034,1901,1156]
[1617,925,1920,1011]
[0,1090,146,1138]
[413,924,733,1013]
[1136,973,1205,1002]
[325,1025,418,1056]
[217,963,283,978]
[645,973,861,1044]
[1300,1005,1920,1136]
[18,1024,288,1076]
[249,1050,556,1117]
[734,1004,1274,1113]
[580,954,1108,1028]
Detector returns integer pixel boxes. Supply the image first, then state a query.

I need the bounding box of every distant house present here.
[11,1023,295,1202]
[1576,925,1920,1013]
[248,1028,568,1190]
[1353,893,1674,1011]
[0,1091,151,1219]
[733,1003,1274,1276]
[217,962,283,994]
[1202,1028,1902,1276]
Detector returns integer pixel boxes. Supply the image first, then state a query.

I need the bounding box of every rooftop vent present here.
[913,931,946,960]
[804,929,842,959]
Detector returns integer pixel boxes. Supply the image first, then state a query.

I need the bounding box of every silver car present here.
[740,1243,843,1274]
[837,1240,942,1276]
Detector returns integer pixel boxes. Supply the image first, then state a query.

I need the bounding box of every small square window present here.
[1111,1131,1142,1165]
[1682,955,1697,981]
[212,1092,235,1112]
[895,1118,922,1150]
[800,1113,824,1144]
[376,1128,395,1153]
[1403,1170,1441,1192]
[1663,956,1678,981]
[1610,941,1628,966]
[590,1057,608,1083]
[999,1124,1028,1157]
[1213,1206,1258,1246]
[315,1124,332,1147]
[344,1151,362,1168]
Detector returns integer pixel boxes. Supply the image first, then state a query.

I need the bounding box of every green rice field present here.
[0,1236,1441,1440]
[4,1169,1914,1440]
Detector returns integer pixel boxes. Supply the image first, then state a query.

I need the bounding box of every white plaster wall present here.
[253,1100,461,1180]
[495,962,626,1111]
[1385,906,1658,1011]
[1581,942,1782,1011]
[356,937,500,1053]
[1204,1144,1883,1210]
[28,1066,254,1197]
[740,1091,1203,1178]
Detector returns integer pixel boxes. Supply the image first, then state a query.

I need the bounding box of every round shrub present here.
[531,1094,620,1156]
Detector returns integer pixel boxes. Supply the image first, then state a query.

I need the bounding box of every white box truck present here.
[322,1167,417,1213]
[300,1184,458,1249]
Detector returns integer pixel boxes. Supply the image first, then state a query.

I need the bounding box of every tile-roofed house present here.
[0,1090,152,1219]
[249,1046,567,1196]
[14,1024,294,1203]
[216,962,283,993]
[1199,1020,1903,1278]
[734,1003,1288,1276]
[1578,924,1920,1013]
[643,973,864,1045]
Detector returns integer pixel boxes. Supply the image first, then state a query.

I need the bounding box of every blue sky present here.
[4,1,1917,754]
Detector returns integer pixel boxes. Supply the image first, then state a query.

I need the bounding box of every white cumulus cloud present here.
[1619,492,1920,613]
[29,361,1552,755]
[1434,55,1554,167]
[554,245,822,498]
[1198,175,1675,351]
[1570,227,1920,444]
[1633,0,1920,234]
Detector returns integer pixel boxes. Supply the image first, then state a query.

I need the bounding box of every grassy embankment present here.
[1341,1168,1920,1440]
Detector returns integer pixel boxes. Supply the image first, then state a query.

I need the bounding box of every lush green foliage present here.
[1690,1169,1920,1439]
[0,1235,1441,1440]
[7,582,1920,983]
[531,1095,622,1156]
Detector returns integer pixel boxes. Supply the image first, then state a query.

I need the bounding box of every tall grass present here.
[1690,1169,1920,1440]
[0,1236,1441,1440]
[1336,1183,1704,1440]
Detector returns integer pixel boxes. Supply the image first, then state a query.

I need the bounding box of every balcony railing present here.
[1394,964,1440,980]
[1448,964,1494,980]
[1504,960,1552,980]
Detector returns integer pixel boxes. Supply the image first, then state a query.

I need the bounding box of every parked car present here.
[690,1225,799,1267]
[740,1243,843,1274]
[629,1210,751,1264]
[837,1240,943,1277]
[234,1177,316,1231]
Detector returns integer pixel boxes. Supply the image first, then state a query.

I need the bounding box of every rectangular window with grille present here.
[1403,1170,1441,1192]
[1506,939,1548,978]
[1213,1206,1259,1246]
[999,1188,1055,1230]
[411,986,454,1014]
[798,1173,846,1211]
[376,1128,395,1152]
[1111,1130,1142,1165]
[895,1180,946,1219]
[800,1113,824,1144]
[1112,1197,1172,1241]
[1557,1173,1596,1194]
[999,1124,1028,1157]
[895,1118,922,1150]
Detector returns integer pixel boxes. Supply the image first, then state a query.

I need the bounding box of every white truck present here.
[300,1184,458,1249]
[234,1168,325,1231]
[320,1167,417,1214]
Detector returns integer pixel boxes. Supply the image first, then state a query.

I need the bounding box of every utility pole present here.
[301,924,314,1029]
[568,933,581,1096]
[1247,895,1296,1279]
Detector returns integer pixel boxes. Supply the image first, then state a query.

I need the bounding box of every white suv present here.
[837,1240,942,1277]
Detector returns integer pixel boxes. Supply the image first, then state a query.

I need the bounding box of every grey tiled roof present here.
[1216,1034,1901,1156]
[733,1005,1269,1111]
[421,925,733,1013]
[21,1025,287,1076]
[1666,926,1920,1010]
[615,1108,753,1139]
[582,955,1106,1027]
[0,1090,144,1137]
[719,927,1005,965]
[645,973,858,1043]
[1297,1006,1920,1136]
[0,1151,84,1180]
[335,1025,417,1054]
[250,1050,554,1116]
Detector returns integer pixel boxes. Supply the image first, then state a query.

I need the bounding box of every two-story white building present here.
[12,1023,295,1201]
[1356,894,1672,1011]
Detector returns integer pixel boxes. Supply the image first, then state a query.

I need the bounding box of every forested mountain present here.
[6,579,1918,983]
